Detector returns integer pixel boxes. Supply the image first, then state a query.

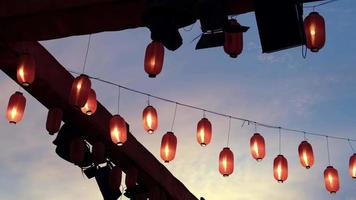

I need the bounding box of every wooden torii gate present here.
[0,0,324,199]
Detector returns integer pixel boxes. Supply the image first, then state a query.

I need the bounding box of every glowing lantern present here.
[324,166,340,193]
[196,118,212,146]
[92,142,106,166]
[81,89,97,115]
[69,138,86,165]
[109,166,122,193]
[6,91,26,124]
[46,107,63,135]
[17,54,36,86]
[250,133,265,161]
[219,147,234,177]
[125,168,138,189]
[110,115,127,146]
[298,141,314,169]
[69,74,91,108]
[273,155,288,183]
[142,105,158,134]
[304,12,326,52]
[224,19,247,58]
[144,41,164,78]
[349,154,356,179]
[160,132,177,163]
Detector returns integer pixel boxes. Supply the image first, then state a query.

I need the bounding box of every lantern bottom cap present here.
[278,180,284,183]
[200,143,206,147]
[148,74,157,78]
[229,54,238,58]
[164,161,169,163]
[306,166,311,169]
[147,130,154,134]
[310,48,320,52]
[117,142,123,146]
[256,158,262,162]
[9,121,16,124]
[223,174,229,177]
[21,82,30,87]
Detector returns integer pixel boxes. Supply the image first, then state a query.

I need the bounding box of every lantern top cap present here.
[326,165,335,169]
[166,131,174,135]
[223,147,231,150]
[253,132,261,136]
[309,11,321,15]
[301,140,310,144]
[79,74,89,78]
[15,91,23,95]
[200,117,210,121]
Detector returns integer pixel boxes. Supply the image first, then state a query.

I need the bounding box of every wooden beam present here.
[0,41,198,200]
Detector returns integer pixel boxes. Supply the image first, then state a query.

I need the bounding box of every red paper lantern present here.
[304,12,326,52]
[92,142,106,166]
[17,54,36,86]
[273,155,288,183]
[46,107,63,135]
[144,41,164,78]
[250,133,265,161]
[6,91,26,124]
[224,19,243,58]
[324,166,340,193]
[69,138,86,165]
[196,118,212,146]
[69,74,91,108]
[110,115,127,146]
[109,166,122,193]
[298,141,314,169]
[219,147,234,177]
[349,154,356,179]
[81,89,97,115]
[125,168,138,189]
[142,105,158,134]
[160,132,177,163]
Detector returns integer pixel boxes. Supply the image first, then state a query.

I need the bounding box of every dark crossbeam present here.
[0,41,198,200]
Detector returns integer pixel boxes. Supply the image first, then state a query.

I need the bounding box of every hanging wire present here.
[226,116,232,147]
[203,110,206,118]
[279,127,282,154]
[348,139,355,153]
[66,69,356,143]
[117,86,121,114]
[82,34,92,74]
[171,103,178,132]
[254,122,258,133]
[303,131,307,141]
[147,94,151,106]
[303,0,341,9]
[326,136,331,165]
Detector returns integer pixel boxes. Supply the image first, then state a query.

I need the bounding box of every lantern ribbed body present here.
[17,54,36,86]
[250,133,265,161]
[273,155,288,183]
[69,138,86,165]
[324,166,340,193]
[196,118,212,146]
[46,107,63,135]
[110,115,127,146]
[304,12,326,52]
[224,19,243,58]
[69,74,91,108]
[109,166,122,193]
[219,147,234,177]
[144,41,164,78]
[6,91,26,124]
[125,168,138,189]
[160,132,177,163]
[142,105,158,134]
[298,141,314,169]
[92,142,106,166]
[81,89,97,115]
[349,154,356,179]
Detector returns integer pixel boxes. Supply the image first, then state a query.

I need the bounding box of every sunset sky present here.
[0,1,356,200]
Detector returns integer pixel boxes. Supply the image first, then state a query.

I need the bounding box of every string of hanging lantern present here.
[67,68,356,144]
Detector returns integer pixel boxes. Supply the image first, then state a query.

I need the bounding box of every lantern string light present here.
[82,34,92,74]
[226,116,232,147]
[171,103,178,132]
[326,136,331,165]
[66,69,356,144]
[303,0,341,9]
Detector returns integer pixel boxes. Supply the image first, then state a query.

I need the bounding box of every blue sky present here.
[0,1,356,199]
